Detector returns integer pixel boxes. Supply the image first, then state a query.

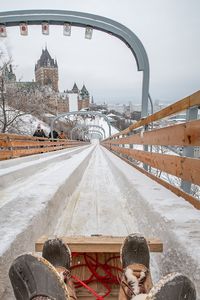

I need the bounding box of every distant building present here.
[107,104,125,114]
[153,100,166,112]
[35,47,58,92]
[3,64,16,83]
[0,64,16,92]
[61,83,90,112]
[2,48,91,115]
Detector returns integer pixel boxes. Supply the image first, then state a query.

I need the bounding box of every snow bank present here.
[0,106,50,136]
[0,145,94,299]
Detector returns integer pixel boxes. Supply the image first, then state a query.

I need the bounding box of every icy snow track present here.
[0,143,200,299]
[54,144,138,236]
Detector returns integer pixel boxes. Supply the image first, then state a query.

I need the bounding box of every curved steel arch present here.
[50,111,112,138]
[70,126,87,140]
[71,124,106,139]
[70,126,88,140]
[71,126,104,140]
[87,130,103,139]
[86,124,106,138]
[70,126,103,140]
[0,9,149,117]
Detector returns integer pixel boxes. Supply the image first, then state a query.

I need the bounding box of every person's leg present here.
[146,272,196,300]
[9,253,69,300]
[118,234,196,300]
[42,238,77,300]
[119,233,152,300]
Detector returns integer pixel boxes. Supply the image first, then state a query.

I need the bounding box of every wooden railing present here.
[0,133,89,160]
[102,90,200,209]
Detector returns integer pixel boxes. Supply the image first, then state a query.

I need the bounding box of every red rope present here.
[70,252,122,299]
[71,274,104,300]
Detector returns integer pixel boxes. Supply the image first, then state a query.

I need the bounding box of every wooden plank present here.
[109,90,200,139]
[0,133,49,141]
[0,150,12,159]
[110,145,200,186]
[108,149,200,210]
[8,140,69,148]
[0,132,89,160]
[108,119,200,147]
[0,144,86,160]
[72,253,120,299]
[9,140,48,148]
[35,235,163,253]
[0,140,8,147]
[12,145,69,156]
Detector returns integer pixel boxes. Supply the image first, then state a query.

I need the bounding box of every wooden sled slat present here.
[35,235,163,253]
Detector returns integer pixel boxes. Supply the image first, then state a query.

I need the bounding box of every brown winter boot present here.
[9,254,69,300]
[119,233,153,300]
[146,272,196,300]
[42,238,77,300]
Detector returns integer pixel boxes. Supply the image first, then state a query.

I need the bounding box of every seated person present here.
[9,234,196,300]
[58,131,66,139]
[33,125,46,138]
[49,130,59,140]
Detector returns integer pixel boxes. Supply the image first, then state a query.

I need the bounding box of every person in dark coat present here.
[33,125,46,138]
[49,130,59,140]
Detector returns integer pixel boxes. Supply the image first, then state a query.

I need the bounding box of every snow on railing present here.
[0,133,89,160]
[101,90,200,209]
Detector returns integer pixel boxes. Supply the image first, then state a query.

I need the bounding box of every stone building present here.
[66,83,90,112]
[35,47,58,92]
[79,84,90,110]
[2,49,90,115]
[3,64,16,83]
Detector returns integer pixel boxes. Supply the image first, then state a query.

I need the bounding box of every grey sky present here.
[0,0,200,105]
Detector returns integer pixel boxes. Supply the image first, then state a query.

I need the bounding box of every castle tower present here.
[80,84,90,109]
[80,84,89,99]
[35,47,58,92]
[71,82,79,94]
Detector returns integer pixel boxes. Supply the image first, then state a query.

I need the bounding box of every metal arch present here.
[71,127,88,140]
[50,111,112,138]
[0,9,150,117]
[87,130,103,139]
[70,124,106,139]
[70,126,87,140]
[86,125,106,138]
[70,126,103,140]
[71,126,104,140]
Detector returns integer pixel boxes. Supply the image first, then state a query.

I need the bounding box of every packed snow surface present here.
[0,142,200,299]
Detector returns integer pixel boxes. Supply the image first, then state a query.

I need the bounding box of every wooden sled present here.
[35,235,163,300]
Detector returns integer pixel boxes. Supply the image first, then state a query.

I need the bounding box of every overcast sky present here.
[0,0,200,105]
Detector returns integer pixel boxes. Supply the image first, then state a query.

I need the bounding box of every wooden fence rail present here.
[101,90,200,209]
[109,119,200,147]
[104,90,200,140]
[0,133,89,160]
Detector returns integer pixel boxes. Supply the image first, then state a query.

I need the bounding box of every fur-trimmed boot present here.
[146,272,196,300]
[119,233,153,300]
[9,253,69,300]
[118,234,196,300]
[42,238,77,300]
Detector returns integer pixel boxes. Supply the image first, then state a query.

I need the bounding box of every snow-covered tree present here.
[0,55,52,133]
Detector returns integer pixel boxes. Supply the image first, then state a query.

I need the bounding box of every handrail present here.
[110,145,200,186]
[109,119,200,147]
[101,90,200,208]
[105,90,200,140]
[0,133,89,160]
